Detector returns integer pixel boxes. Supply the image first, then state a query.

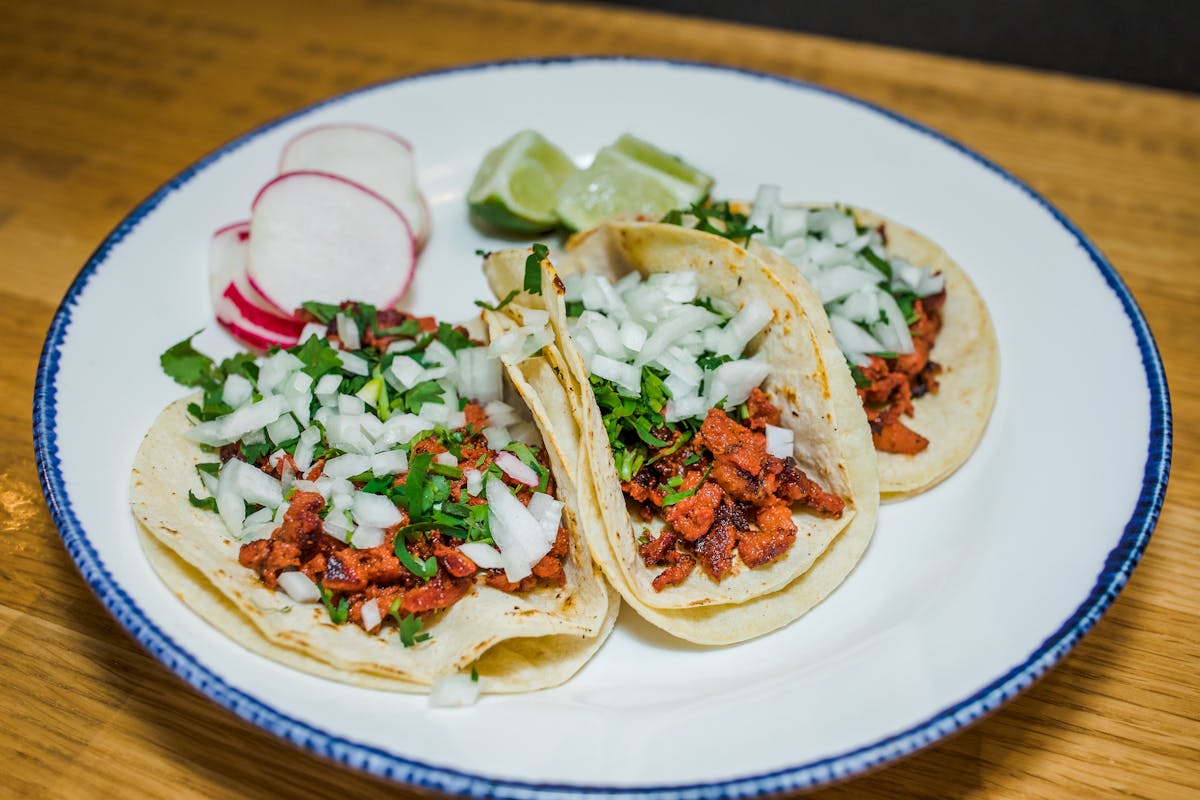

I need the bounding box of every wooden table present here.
[4,1,1197,796]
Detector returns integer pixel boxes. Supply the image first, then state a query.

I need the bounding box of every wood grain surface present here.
[4,0,1197,797]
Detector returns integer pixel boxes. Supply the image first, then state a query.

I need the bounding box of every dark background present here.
[573,0,1199,93]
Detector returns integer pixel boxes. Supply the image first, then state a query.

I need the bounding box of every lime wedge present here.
[612,134,714,194]
[554,147,706,231]
[468,130,577,234]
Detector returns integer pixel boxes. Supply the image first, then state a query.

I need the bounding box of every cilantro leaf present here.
[396,611,431,648]
[292,334,344,380]
[187,490,217,512]
[318,581,349,624]
[524,243,549,295]
[160,332,215,388]
[300,301,340,324]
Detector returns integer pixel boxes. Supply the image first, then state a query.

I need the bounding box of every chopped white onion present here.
[434,451,458,468]
[495,451,538,487]
[187,395,287,446]
[483,401,521,427]
[314,374,342,405]
[707,360,771,407]
[221,373,253,408]
[323,453,371,479]
[590,354,642,395]
[266,413,299,445]
[352,491,403,528]
[717,298,773,357]
[278,571,321,603]
[458,541,505,568]
[360,598,383,631]
[765,424,794,460]
[337,350,370,376]
[428,673,481,708]
[351,524,385,550]
[486,476,551,582]
[526,492,564,547]
[371,448,408,476]
[220,458,283,509]
[483,425,512,450]
[335,313,361,350]
[464,468,484,496]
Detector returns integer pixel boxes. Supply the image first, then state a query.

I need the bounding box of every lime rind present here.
[468,130,576,233]
[554,147,706,232]
[612,133,714,193]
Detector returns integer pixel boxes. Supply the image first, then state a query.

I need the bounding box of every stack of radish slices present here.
[209,124,431,350]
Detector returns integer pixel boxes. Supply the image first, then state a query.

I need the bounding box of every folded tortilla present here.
[130,341,617,693]
[751,207,999,500]
[484,224,879,644]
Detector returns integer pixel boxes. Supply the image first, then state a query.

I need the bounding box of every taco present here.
[131,303,615,693]
[742,195,999,500]
[483,225,878,644]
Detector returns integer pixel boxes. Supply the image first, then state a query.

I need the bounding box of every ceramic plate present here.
[34,58,1170,796]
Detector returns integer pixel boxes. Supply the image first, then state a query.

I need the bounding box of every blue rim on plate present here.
[32,56,1171,797]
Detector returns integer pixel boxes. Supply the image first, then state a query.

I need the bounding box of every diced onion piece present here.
[633,305,719,367]
[495,451,538,487]
[335,313,361,350]
[258,351,304,395]
[338,350,370,376]
[458,541,505,568]
[707,360,770,407]
[811,264,882,304]
[187,395,287,446]
[371,448,408,476]
[378,413,430,448]
[829,314,886,356]
[620,321,647,352]
[434,452,458,468]
[429,673,481,708]
[314,374,342,405]
[352,491,403,528]
[298,322,327,343]
[526,492,564,547]
[577,311,626,360]
[221,458,284,509]
[360,598,383,631]
[338,394,365,415]
[765,424,794,460]
[278,571,321,603]
[388,355,425,391]
[646,271,699,303]
[665,393,709,423]
[717,298,773,357]
[324,453,371,479]
[352,524,385,550]
[875,290,914,354]
[747,183,780,235]
[325,414,372,455]
[483,401,520,427]
[590,354,642,395]
[916,270,945,297]
[456,346,503,403]
[464,468,484,496]
[483,425,511,450]
[486,476,551,582]
[266,413,299,445]
[222,373,253,408]
[421,401,449,423]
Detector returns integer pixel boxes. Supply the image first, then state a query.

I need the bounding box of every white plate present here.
[34,58,1170,796]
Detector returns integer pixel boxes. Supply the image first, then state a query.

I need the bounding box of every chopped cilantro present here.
[662,201,761,245]
[524,243,549,295]
[405,452,433,518]
[187,490,217,512]
[195,462,220,477]
[860,246,893,280]
[299,301,340,324]
[564,300,585,318]
[160,332,215,387]
[396,612,430,648]
[318,581,349,624]
[848,363,873,389]
[435,322,474,353]
[470,665,479,682]
[292,334,343,380]
[398,380,445,413]
[475,289,519,312]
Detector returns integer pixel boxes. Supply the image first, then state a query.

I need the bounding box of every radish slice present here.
[216,294,300,351]
[246,171,417,315]
[209,222,305,336]
[279,124,431,249]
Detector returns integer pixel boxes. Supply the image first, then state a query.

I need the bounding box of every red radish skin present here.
[278,124,430,249]
[209,220,305,329]
[222,282,305,337]
[246,170,417,315]
[217,314,300,352]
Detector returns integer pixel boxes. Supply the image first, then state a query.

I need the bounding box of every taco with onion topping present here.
[734,191,999,500]
[131,302,615,693]
[483,223,878,645]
